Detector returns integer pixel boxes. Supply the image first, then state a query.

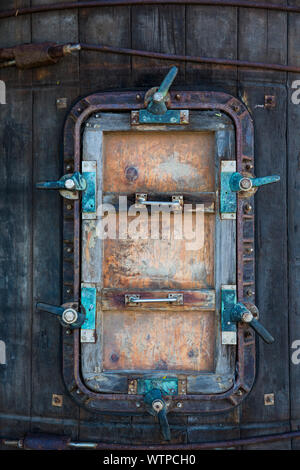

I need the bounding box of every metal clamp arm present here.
[36,302,86,329]
[36,172,87,192]
[230,172,280,192]
[231,303,274,344]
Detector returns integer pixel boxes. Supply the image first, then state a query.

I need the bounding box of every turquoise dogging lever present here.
[147,65,178,115]
[229,172,280,193]
[36,302,86,329]
[231,303,274,344]
[36,171,87,192]
[144,389,171,441]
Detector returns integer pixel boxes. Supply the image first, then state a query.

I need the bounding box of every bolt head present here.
[153,92,164,102]
[176,402,183,408]
[62,308,78,324]
[152,399,164,412]
[241,311,253,323]
[239,178,252,191]
[65,179,75,190]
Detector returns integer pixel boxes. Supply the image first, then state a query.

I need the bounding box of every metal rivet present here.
[65,329,72,335]
[56,97,68,109]
[52,394,63,407]
[136,94,142,101]
[264,393,275,405]
[175,94,181,101]
[66,204,72,210]
[65,179,75,190]
[246,289,254,297]
[136,402,141,408]
[244,203,252,214]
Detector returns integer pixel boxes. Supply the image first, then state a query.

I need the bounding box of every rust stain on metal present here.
[102,310,215,372]
[103,131,215,193]
[52,394,63,407]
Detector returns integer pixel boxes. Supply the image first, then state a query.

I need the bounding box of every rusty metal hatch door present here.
[81,116,233,388]
[36,71,280,425]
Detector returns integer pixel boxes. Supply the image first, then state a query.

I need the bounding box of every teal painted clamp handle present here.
[147,66,178,115]
[36,171,87,191]
[144,389,171,441]
[231,302,274,344]
[36,302,86,329]
[157,66,178,97]
[230,172,280,192]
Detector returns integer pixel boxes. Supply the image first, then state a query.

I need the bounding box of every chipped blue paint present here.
[137,378,178,396]
[220,170,236,215]
[221,287,237,335]
[139,109,182,124]
[81,286,96,330]
[82,170,96,213]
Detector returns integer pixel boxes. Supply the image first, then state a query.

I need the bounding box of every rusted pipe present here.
[1,0,300,21]
[0,43,81,69]
[1,430,300,450]
[80,43,300,74]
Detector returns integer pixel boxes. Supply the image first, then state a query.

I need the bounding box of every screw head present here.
[153,92,164,102]
[65,179,75,190]
[152,399,164,413]
[239,177,252,191]
[241,311,253,323]
[62,308,78,324]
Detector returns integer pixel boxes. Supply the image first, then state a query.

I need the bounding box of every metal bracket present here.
[137,378,178,396]
[220,160,237,219]
[221,285,238,345]
[80,284,97,343]
[82,161,96,218]
[36,171,87,200]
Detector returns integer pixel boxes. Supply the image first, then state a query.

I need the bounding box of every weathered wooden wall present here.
[0,0,299,449]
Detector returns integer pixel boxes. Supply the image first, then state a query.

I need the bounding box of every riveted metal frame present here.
[62,90,255,414]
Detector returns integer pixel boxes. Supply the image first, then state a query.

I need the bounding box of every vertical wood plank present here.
[31,88,80,438]
[238,1,287,83]
[0,0,33,439]
[79,6,131,95]
[186,6,238,85]
[131,6,186,86]
[287,0,300,449]
[0,88,33,437]
[239,84,289,425]
[31,0,79,86]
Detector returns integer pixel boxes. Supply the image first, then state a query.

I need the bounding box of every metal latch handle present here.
[135,193,183,209]
[231,303,274,344]
[36,302,86,329]
[230,172,280,192]
[125,294,183,305]
[144,389,171,441]
[36,171,87,191]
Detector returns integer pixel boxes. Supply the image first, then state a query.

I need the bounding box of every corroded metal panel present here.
[102,310,215,372]
[103,131,215,193]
